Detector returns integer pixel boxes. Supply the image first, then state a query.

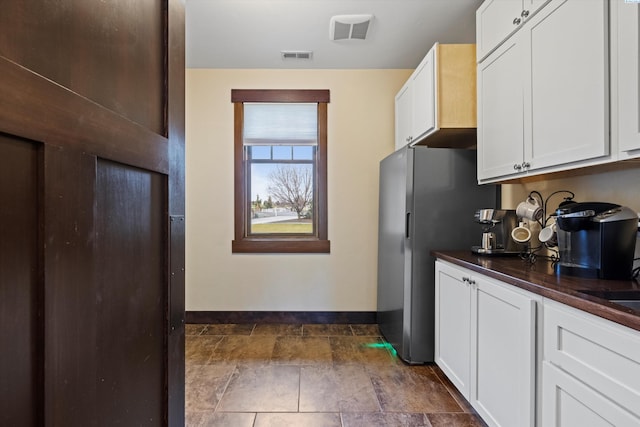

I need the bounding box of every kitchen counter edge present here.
[433,250,640,332]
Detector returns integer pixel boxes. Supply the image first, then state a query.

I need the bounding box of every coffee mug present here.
[516,198,543,221]
[511,222,532,243]
[539,223,557,245]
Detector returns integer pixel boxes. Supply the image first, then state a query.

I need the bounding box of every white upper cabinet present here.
[477,37,526,180]
[395,43,476,150]
[395,84,413,151]
[612,0,640,158]
[396,48,436,150]
[411,49,436,144]
[477,0,610,183]
[476,0,551,62]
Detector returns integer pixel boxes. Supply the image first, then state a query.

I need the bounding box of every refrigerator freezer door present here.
[377,147,412,360]
[377,146,498,364]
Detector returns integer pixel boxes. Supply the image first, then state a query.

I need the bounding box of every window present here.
[231,89,330,253]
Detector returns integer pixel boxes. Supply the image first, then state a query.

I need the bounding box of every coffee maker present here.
[472,209,522,255]
[555,202,638,279]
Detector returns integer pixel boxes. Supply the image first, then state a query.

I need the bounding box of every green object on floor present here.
[362,342,397,356]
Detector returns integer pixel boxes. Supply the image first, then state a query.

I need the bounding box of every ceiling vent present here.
[281,51,313,60]
[330,14,373,41]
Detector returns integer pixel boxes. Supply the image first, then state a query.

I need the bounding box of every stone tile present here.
[329,336,398,365]
[197,412,256,427]
[271,336,332,365]
[252,323,302,336]
[341,412,430,427]
[254,412,342,427]
[426,413,487,427]
[209,335,276,364]
[430,365,476,413]
[299,364,380,412]
[303,324,354,336]
[186,335,224,364]
[185,363,236,411]
[185,410,205,426]
[369,365,463,413]
[186,324,207,336]
[216,365,300,412]
[202,323,255,335]
[350,324,381,336]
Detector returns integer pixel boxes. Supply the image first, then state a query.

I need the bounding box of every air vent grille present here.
[281,51,313,60]
[330,14,373,41]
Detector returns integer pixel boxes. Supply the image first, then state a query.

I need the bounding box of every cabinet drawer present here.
[543,300,640,419]
[542,361,640,426]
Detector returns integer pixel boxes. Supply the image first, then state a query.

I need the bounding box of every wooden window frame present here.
[231,89,330,253]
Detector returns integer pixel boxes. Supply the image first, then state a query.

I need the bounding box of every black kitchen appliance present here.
[555,202,638,280]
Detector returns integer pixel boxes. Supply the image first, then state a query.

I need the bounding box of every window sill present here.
[232,238,330,254]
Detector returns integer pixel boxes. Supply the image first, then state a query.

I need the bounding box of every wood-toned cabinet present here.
[477,0,610,183]
[395,43,476,150]
[542,300,640,426]
[476,0,550,61]
[435,261,538,427]
[612,0,640,159]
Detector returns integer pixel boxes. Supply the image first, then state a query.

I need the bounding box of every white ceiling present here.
[186,0,484,69]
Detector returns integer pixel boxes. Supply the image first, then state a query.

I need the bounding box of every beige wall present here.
[186,68,412,311]
[501,166,640,215]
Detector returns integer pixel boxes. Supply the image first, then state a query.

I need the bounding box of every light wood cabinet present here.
[477,0,609,183]
[542,299,640,425]
[435,260,538,427]
[612,0,640,159]
[394,43,476,151]
[476,0,550,61]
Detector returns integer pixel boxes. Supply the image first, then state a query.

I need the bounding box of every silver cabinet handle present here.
[522,162,531,169]
[514,164,522,171]
[521,9,530,18]
[469,279,476,286]
[406,137,411,142]
[513,17,521,25]
[462,277,470,283]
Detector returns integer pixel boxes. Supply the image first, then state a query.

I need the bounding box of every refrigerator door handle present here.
[406,212,411,239]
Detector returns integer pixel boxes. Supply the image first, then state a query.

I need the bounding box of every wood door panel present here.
[95,159,166,425]
[0,134,40,427]
[0,57,168,175]
[42,145,97,425]
[1,0,185,424]
[0,1,165,135]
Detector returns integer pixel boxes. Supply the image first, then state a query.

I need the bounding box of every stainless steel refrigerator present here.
[377,146,498,364]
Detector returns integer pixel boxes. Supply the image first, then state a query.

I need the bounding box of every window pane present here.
[272,146,292,160]
[250,145,271,160]
[293,145,313,160]
[249,162,314,235]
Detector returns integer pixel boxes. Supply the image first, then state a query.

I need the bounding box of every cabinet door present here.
[411,47,436,141]
[525,0,609,169]
[476,0,525,61]
[471,277,536,427]
[616,0,640,156]
[542,362,640,427]
[395,83,412,150]
[477,35,525,181]
[526,0,551,17]
[434,261,472,399]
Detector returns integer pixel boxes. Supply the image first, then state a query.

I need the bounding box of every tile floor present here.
[186,323,487,427]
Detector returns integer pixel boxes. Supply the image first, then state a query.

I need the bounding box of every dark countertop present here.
[433,250,640,332]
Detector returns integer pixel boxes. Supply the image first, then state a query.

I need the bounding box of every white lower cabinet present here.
[542,300,640,426]
[435,260,539,427]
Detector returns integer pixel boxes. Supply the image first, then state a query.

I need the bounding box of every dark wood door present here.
[0,1,185,426]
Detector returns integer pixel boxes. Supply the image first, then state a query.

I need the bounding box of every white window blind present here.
[243,103,317,146]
